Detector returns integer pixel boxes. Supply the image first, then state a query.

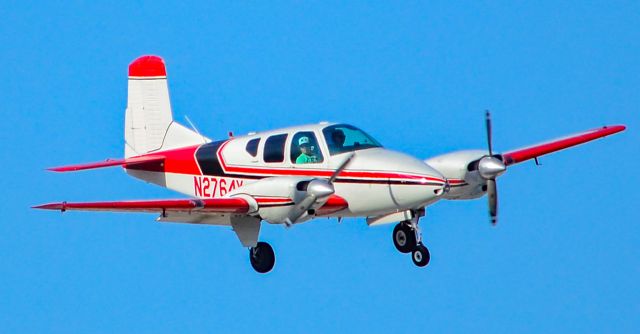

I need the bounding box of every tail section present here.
[125,55,207,158]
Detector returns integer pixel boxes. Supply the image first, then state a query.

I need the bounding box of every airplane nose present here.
[353,148,448,208]
[413,166,448,200]
[429,175,449,198]
[433,180,448,197]
[389,169,446,208]
[424,166,446,189]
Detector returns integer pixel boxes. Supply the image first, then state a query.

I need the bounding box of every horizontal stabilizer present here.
[33,197,250,214]
[48,155,165,172]
[502,125,626,165]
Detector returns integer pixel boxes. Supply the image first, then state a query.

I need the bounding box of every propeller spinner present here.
[477,111,506,225]
[287,153,355,224]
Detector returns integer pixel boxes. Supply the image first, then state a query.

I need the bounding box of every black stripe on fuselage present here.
[258,203,295,208]
[195,140,227,176]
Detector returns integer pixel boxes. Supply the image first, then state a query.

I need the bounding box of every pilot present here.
[330,129,346,152]
[296,136,318,164]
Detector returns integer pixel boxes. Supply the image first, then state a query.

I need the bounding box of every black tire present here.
[249,242,276,273]
[411,244,431,267]
[393,222,417,253]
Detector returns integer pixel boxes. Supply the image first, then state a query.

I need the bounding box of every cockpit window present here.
[322,124,382,155]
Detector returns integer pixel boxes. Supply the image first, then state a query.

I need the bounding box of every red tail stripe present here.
[128,55,167,77]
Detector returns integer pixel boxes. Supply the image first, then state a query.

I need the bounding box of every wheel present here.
[249,242,275,273]
[411,244,430,267]
[393,222,417,253]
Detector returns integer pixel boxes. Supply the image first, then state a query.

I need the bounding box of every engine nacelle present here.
[226,176,321,224]
[425,150,489,200]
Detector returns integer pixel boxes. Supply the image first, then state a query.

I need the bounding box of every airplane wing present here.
[47,155,165,172]
[32,198,250,214]
[34,197,259,245]
[33,195,348,217]
[501,125,626,166]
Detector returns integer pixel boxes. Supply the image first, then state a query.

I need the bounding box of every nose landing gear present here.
[392,216,431,267]
[411,243,430,267]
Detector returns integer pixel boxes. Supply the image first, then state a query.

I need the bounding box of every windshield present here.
[322,124,382,155]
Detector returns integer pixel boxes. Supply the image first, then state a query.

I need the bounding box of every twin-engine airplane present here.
[34,55,626,273]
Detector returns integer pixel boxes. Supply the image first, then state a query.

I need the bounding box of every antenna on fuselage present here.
[184,115,207,143]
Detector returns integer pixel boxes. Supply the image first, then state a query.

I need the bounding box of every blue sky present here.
[1,1,638,333]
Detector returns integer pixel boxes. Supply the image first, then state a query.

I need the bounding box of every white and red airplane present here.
[34,55,626,273]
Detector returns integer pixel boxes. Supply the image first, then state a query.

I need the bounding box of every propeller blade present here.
[287,179,336,224]
[487,179,498,225]
[287,193,320,224]
[288,153,354,224]
[328,152,355,184]
[485,110,493,156]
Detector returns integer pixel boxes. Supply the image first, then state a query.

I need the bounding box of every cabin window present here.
[245,138,260,157]
[290,131,324,164]
[263,134,288,163]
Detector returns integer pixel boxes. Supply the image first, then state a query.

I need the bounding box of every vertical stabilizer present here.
[125,55,207,158]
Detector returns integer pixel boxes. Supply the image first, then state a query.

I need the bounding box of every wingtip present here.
[46,165,86,172]
[46,167,68,172]
[602,124,626,133]
[32,203,63,210]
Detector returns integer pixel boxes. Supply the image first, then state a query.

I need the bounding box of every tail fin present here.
[125,55,207,158]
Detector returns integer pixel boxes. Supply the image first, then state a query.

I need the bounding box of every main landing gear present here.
[249,242,275,273]
[393,220,430,267]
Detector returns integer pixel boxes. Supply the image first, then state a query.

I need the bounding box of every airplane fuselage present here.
[125,123,448,221]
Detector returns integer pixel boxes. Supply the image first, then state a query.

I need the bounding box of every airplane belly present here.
[126,171,442,218]
[334,182,397,216]
[390,183,441,208]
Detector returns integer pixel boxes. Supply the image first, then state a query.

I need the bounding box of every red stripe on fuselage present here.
[126,145,202,175]
[128,139,445,185]
[215,140,445,184]
[254,196,294,204]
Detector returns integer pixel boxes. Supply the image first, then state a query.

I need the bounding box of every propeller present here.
[477,111,506,225]
[287,153,355,224]
[486,110,494,156]
[328,153,355,184]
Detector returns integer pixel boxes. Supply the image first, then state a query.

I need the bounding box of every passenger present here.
[296,136,318,164]
[331,129,346,152]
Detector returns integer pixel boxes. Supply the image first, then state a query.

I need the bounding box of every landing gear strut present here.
[249,241,275,273]
[392,212,431,267]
